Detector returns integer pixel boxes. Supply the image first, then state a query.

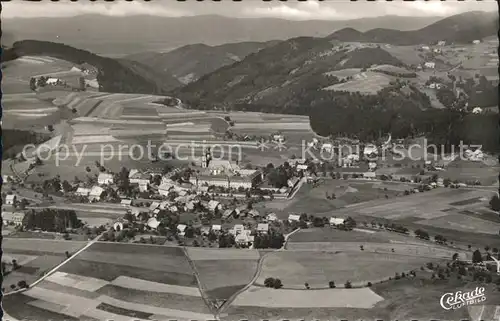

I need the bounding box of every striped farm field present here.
[3,243,214,321]
[256,250,448,289]
[232,286,384,308]
[187,248,260,300]
[59,243,198,286]
[286,242,467,260]
[3,239,87,294]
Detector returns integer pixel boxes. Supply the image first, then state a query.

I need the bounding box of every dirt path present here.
[216,230,300,317]
[182,247,220,319]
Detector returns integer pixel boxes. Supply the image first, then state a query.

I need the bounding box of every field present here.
[442,160,500,185]
[2,93,64,129]
[2,239,86,294]
[257,250,448,288]
[323,71,393,94]
[186,248,260,300]
[255,180,402,220]
[290,227,420,243]
[330,187,497,222]
[231,285,384,308]
[3,56,75,94]
[3,242,214,321]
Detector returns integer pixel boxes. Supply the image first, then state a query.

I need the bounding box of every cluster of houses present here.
[113,194,279,245]
[188,159,263,191]
[2,195,26,227]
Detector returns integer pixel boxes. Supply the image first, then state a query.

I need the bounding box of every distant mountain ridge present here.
[328,11,498,45]
[173,10,497,110]
[3,14,444,55]
[125,41,281,84]
[2,40,181,94]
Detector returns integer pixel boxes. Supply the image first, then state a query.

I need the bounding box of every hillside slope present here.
[328,11,498,45]
[126,41,280,84]
[173,37,406,111]
[2,40,182,94]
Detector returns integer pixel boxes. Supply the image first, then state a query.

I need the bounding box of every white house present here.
[229,176,254,190]
[169,205,179,213]
[147,217,161,230]
[437,41,446,46]
[177,224,187,236]
[185,201,196,211]
[98,173,114,185]
[158,183,174,196]
[472,107,483,114]
[235,230,254,245]
[149,202,160,211]
[248,209,260,218]
[208,200,222,212]
[193,175,230,189]
[211,224,222,232]
[297,164,308,171]
[472,40,481,44]
[424,62,436,69]
[421,46,430,50]
[138,181,148,192]
[329,217,345,226]
[231,224,245,235]
[89,186,104,202]
[266,213,278,222]
[120,199,132,206]
[76,187,91,197]
[257,223,269,234]
[288,214,301,223]
[5,194,17,205]
[46,78,60,85]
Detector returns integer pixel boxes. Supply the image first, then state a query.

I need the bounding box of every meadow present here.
[186,248,260,300]
[3,239,86,294]
[3,242,215,321]
[256,250,448,289]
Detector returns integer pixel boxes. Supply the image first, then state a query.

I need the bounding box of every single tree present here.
[273,278,283,289]
[472,249,483,263]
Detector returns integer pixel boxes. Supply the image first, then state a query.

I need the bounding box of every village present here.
[3,131,497,251]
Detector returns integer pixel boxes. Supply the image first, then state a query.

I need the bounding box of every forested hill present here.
[2,40,182,94]
[327,11,498,45]
[126,41,281,84]
[173,36,406,111]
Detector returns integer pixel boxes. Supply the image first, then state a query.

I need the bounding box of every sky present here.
[2,0,498,20]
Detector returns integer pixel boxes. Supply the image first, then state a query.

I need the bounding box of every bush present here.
[264,277,283,289]
[367,282,372,287]
[329,281,336,288]
[344,281,352,288]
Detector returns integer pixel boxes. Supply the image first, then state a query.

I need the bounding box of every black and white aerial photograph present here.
[1,1,499,320]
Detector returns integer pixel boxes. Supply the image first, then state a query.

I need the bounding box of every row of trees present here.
[22,209,83,233]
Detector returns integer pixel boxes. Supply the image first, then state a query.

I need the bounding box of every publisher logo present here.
[440,287,487,310]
